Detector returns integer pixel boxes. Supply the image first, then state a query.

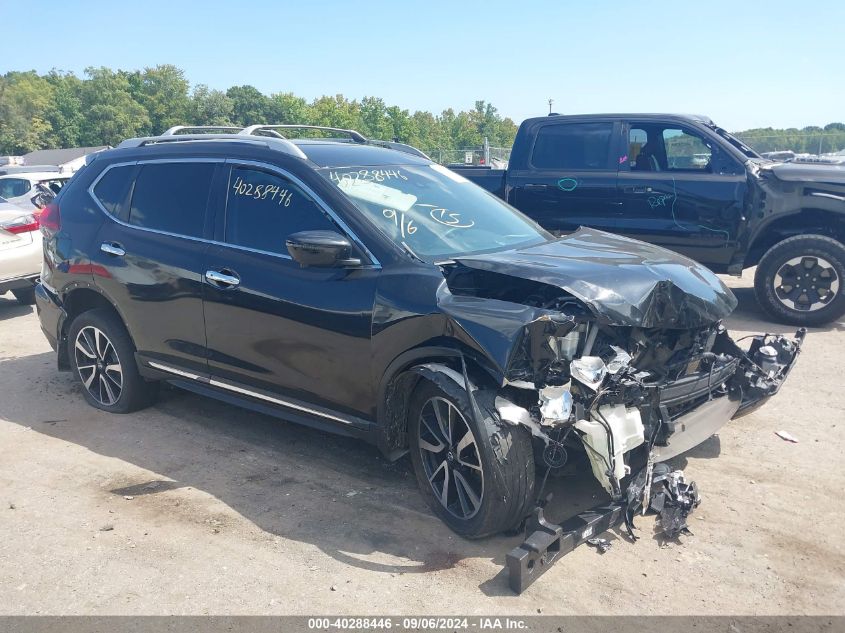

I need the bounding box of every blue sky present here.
[2,0,842,130]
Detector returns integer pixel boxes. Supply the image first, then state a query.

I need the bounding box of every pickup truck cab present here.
[452,114,845,326]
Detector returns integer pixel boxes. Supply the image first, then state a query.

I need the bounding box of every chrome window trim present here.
[148,360,356,426]
[87,158,382,268]
[87,158,222,244]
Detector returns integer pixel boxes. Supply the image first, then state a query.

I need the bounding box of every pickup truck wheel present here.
[67,309,158,413]
[754,235,845,326]
[408,379,535,539]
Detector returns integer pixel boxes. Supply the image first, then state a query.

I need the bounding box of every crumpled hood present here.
[451,227,737,328]
[766,161,845,185]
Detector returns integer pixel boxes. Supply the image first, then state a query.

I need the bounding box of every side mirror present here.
[286,230,362,268]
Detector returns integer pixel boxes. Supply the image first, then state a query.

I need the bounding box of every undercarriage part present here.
[625,463,700,539]
[506,463,701,594]
[586,537,612,553]
[506,500,626,594]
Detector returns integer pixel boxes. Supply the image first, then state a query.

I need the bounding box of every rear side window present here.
[0,178,31,198]
[224,165,337,256]
[92,165,135,218]
[128,163,215,238]
[531,123,613,170]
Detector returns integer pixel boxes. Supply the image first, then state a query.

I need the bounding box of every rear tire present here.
[408,378,535,539]
[67,308,157,413]
[12,287,36,305]
[754,235,845,326]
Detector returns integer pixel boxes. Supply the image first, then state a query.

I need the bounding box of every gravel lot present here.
[0,270,843,615]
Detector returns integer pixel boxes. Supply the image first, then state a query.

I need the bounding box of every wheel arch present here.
[746,208,845,268]
[58,285,135,370]
[375,344,501,457]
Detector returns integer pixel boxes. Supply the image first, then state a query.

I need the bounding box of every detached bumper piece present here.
[506,501,626,594]
[506,464,699,594]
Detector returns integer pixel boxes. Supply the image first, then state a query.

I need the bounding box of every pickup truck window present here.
[662,129,711,170]
[531,123,613,170]
[320,164,550,260]
[628,124,713,172]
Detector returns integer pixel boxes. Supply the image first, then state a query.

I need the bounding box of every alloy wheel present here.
[74,326,123,406]
[417,396,484,520]
[773,256,840,312]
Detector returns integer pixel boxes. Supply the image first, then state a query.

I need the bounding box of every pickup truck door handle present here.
[623,186,652,194]
[523,184,549,191]
[205,269,240,288]
[100,242,125,257]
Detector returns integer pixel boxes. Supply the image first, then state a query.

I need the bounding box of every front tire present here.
[67,309,157,413]
[754,235,845,326]
[408,379,535,539]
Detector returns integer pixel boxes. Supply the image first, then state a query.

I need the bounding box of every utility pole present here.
[548,98,554,115]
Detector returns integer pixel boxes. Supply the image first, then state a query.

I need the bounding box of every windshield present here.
[319,164,550,260]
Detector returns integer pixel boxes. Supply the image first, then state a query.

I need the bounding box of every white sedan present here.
[0,172,69,209]
[0,196,42,305]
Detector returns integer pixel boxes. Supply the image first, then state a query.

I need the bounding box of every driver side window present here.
[225,166,338,256]
[662,128,712,171]
[628,125,714,172]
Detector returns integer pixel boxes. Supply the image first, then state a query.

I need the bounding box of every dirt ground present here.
[0,270,843,615]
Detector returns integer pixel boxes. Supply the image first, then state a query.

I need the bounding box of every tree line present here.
[0,65,518,156]
[1,65,842,157]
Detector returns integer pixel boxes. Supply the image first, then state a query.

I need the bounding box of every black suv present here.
[35,125,803,540]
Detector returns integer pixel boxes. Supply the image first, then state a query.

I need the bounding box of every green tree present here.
[226,85,270,125]
[267,92,311,125]
[44,71,84,148]
[0,71,54,153]
[77,67,150,146]
[133,64,191,134]
[190,84,235,126]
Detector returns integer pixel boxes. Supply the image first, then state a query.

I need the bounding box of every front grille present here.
[656,358,738,408]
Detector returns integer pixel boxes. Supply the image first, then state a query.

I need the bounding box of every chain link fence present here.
[424,147,512,166]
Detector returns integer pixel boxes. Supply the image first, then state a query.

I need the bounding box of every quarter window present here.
[531,123,613,170]
[224,166,337,256]
[0,178,31,198]
[93,165,136,218]
[128,163,215,238]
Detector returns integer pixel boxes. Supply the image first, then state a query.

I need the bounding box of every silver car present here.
[0,195,42,305]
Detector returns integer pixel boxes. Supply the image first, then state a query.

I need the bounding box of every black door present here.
[202,162,379,420]
[90,160,217,377]
[616,122,746,268]
[508,121,622,234]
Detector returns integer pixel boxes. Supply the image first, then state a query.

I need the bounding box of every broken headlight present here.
[570,356,607,391]
[539,384,573,425]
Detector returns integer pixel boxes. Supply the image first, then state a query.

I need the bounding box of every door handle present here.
[100,242,125,257]
[623,186,651,194]
[523,184,549,191]
[205,269,240,288]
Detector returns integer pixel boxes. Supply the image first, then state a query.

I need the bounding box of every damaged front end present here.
[497,316,804,592]
[435,234,805,593]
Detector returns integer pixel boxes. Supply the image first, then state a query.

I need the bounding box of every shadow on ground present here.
[0,295,34,320]
[0,349,609,597]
